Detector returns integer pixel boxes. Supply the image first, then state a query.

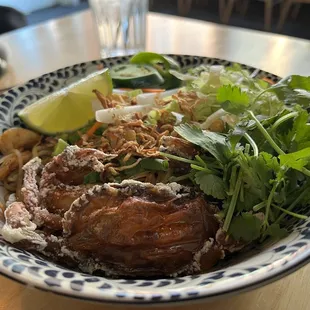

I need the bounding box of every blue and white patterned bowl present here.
[0,55,309,304]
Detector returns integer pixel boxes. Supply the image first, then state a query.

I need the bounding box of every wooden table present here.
[0,10,310,89]
[0,10,310,310]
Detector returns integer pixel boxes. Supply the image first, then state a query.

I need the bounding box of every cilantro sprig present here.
[155,72,310,243]
[161,84,310,243]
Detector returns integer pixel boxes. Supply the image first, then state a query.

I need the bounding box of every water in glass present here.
[89,0,148,57]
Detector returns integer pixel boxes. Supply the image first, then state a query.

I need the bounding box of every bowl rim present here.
[0,54,309,305]
[0,243,309,305]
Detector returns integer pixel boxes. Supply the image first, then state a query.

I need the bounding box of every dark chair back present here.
[0,6,27,35]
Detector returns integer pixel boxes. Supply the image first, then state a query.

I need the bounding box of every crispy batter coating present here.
[1,146,229,277]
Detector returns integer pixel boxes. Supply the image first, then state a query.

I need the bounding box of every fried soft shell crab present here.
[0,145,237,277]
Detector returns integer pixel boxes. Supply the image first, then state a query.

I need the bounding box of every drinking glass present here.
[89,0,148,57]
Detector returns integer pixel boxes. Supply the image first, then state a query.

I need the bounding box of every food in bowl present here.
[0,52,309,277]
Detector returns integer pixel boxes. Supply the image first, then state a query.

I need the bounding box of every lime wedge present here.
[18,68,112,134]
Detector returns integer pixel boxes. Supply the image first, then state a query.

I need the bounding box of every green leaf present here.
[250,153,276,182]
[194,171,226,199]
[169,70,196,81]
[164,100,181,113]
[192,96,216,121]
[124,158,169,177]
[241,190,261,211]
[147,110,160,125]
[130,52,181,89]
[217,85,250,114]
[130,52,171,69]
[268,75,310,108]
[140,158,169,171]
[198,68,223,94]
[147,100,179,126]
[52,138,69,156]
[66,120,104,144]
[288,75,310,91]
[260,152,281,172]
[264,223,288,239]
[123,164,144,177]
[291,111,310,145]
[126,89,143,98]
[251,92,284,117]
[228,212,263,242]
[233,112,287,154]
[187,64,209,77]
[83,171,101,184]
[174,123,232,164]
[283,110,310,152]
[237,153,275,201]
[279,148,310,171]
[226,63,269,92]
[67,132,81,144]
[229,133,242,151]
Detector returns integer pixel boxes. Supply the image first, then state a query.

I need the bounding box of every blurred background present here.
[0,0,309,40]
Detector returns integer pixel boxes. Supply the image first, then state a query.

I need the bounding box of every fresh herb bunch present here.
[161,74,310,243]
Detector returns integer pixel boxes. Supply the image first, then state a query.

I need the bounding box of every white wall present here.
[0,0,58,14]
